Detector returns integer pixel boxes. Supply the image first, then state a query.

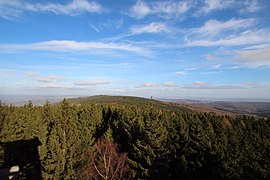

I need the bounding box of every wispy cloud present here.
[184,67,197,71]
[130,0,151,19]
[0,0,23,20]
[174,71,186,75]
[197,0,235,15]
[0,0,102,19]
[25,72,38,77]
[26,0,102,15]
[0,40,151,56]
[35,76,63,83]
[89,23,100,33]
[140,82,159,87]
[184,18,270,47]
[186,29,270,47]
[235,46,270,68]
[163,81,177,87]
[40,84,74,89]
[190,85,244,90]
[139,81,178,88]
[182,82,243,89]
[193,81,209,86]
[130,0,192,19]
[197,0,261,15]
[200,71,222,75]
[186,18,254,39]
[240,0,261,13]
[205,54,220,61]
[74,80,112,86]
[103,22,172,41]
[130,22,170,35]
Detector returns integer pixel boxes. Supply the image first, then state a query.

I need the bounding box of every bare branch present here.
[94,163,106,180]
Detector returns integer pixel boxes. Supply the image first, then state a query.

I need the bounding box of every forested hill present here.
[66,95,190,112]
[67,95,161,105]
[1,98,270,179]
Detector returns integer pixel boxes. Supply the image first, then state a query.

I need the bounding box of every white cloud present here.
[235,46,270,68]
[184,67,197,71]
[200,71,222,75]
[25,72,38,77]
[212,64,222,69]
[182,82,244,90]
[243,44,270,50]
[152,0,192,16]
[197,0,261,15]
[26,0,102,15]
[0,0,22,19]
[174,71,186,75]
[140,82,159,87]
[130,22,170,35]
[130,0,151,19]
[184,18,270,47]
[0,0,102,19]
[163,81,177,87]
[186,18,254,39]
[241,0,261,13]
[205,54,219,61]
[74,80,112,86]
[130,0,192,19]
[40,84,74,89]
[198,0,235,15]
[193,81,209,86]
[185,30,270,47]
[35,76,63,83]
[0,40,151,56]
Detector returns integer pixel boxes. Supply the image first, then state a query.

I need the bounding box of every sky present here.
[0,0,270,100]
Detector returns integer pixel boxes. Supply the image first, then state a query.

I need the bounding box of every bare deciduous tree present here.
[83,137,130,180]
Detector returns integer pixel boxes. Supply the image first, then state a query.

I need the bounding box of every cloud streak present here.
[140,82,159,88]
[197,0,235,15]
[182,82,244,90]
[35,76,63,83]
[235,46,270,68]
[0,40,151,56]
[74,80,112,86]
[197,0,261,15]
[130,22,170,35]
[25,72,38,77]
[130,0,192,19]
[184,18,270,47]
[163,81,177,87]
[0,0,102,19]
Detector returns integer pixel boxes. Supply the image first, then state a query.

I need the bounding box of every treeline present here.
[0,100,269,179]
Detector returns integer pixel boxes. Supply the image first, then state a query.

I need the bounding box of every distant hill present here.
[66,95,190,112]
[67,95,160,105]
[206,101,270,117]
[162,99,270,117]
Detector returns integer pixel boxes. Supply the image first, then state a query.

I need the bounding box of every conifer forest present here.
[0,97,269,179]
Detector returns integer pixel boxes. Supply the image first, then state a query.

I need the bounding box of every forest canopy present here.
[0,97,269,179]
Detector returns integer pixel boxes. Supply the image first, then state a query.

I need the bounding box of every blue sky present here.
[0,0,270,100]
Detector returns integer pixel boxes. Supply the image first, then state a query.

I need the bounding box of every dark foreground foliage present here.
[0,99,269,179]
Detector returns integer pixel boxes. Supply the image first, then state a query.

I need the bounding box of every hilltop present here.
[66,95,191,112]
[64,95,270,117]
